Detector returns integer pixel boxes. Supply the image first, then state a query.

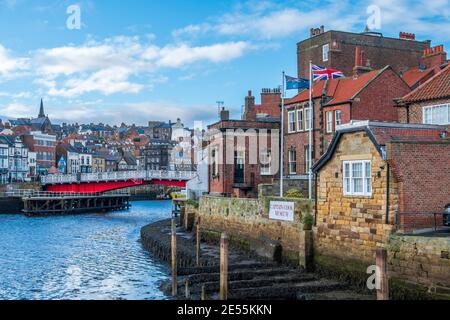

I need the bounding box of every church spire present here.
[39,98,45,118]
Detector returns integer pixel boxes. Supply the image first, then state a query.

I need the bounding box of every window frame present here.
[343,160,372,197]
[288,110,296,133]
[297,109,304,132]
[322,44,329,62]
[288,149,297,175]
[326,111,333,133]
[335,110,342,128]
[304,108,312,131]
[422,103,450,125]
[260,149,272,176]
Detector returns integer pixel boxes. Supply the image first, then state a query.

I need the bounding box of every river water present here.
[0,201,171,300]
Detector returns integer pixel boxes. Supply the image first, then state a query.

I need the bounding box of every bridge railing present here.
[41,170,198,185]
[0,189,131,199]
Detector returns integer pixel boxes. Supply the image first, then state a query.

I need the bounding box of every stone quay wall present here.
[198,195,313,267]
[388,235,450,299]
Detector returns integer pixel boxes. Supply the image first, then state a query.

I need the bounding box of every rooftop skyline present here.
[0,0,449,126]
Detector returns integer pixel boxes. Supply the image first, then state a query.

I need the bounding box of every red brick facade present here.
[284,67,411,176]
[387,140,450,231]
[297,29,430,79]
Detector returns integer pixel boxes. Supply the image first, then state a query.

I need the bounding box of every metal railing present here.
[40,170,198,185]
[0,189,131,199]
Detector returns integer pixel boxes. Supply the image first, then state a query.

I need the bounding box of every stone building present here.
[312,121,449,265]
[284,66,411,178]
[298,27,430,79]
[396,64,450,129]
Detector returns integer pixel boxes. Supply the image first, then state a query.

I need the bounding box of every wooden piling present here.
[201,285,206,301]
[376,248,389,300]
[185,278,190,299]
[219,232,228,301]
[196,217,201,266]
[171,218,177,296]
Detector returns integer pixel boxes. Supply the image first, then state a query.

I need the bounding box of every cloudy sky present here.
[0,0,449,126]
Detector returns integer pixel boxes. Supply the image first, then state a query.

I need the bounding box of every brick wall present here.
[315,132,398,263]
[388,234,450,298]
[298,30,429,79]
[198,195,313,264]
[387,140,450,231]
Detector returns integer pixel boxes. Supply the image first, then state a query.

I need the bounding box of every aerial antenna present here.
[216,101,224,119]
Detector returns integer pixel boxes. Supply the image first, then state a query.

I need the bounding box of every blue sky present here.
[0,0,449,126]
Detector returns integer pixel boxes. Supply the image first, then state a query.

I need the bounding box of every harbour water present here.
[0,201,171,300]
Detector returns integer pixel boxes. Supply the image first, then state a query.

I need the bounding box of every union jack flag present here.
[312,64,345,81]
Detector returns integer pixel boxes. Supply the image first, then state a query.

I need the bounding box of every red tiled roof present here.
[370,126,445,146]
[401,67,435,88]
[401,65,450,103]
[285,68,383,106]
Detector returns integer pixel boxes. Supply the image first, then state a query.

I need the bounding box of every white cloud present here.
[0,45,29,78]
[0,102,34,118]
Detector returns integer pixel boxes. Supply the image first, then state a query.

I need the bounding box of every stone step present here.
[177,262,278,276]
[185,273,318,296]
[184,267,294,284]
[228,280,344,300]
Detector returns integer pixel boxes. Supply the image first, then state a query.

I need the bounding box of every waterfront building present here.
[104,154,120,172]
[297,27,431,79]
[0,137,9,184]
[312,121,449,262]
[27,151,37,179]
[56,143,81,174]
[145,121,172,140]
[396,64,450,129]
[207,93,281,198]
[92,154,106,173]
[79,152,93,173]
[143,139,174,171]
[118,152,138,171]
[283,66,411,180]
[22,131,57,175]
[2,136,29,182]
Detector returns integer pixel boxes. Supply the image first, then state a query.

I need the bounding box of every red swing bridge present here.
[41,170,197,193]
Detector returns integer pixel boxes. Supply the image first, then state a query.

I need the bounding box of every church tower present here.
[38,98,45,118]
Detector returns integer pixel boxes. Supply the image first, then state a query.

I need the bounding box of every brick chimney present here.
[244,90,256,121]
[353,47,372,76]
[399,32,416,41]
[220,107,230,121]
[420,45,447,69]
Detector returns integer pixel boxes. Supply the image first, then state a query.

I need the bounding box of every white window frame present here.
[343,160,372,197]
[288,111,296,133]
[326,111,333,133]
[423,103,450,125]
[297,109,304,132]
[304,108,312,131]
[288,149,297,175]
[260,149,272,176]
[323,44,329,62]
[335,110,342,128]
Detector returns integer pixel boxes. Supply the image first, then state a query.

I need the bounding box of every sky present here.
[0,0,449,127]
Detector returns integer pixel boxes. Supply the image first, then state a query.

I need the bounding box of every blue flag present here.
[285,75,310,90]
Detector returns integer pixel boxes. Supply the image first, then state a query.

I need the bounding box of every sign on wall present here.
[269,201,295,222]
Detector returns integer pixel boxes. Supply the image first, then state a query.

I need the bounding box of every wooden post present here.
[219,233,228,301]
[376,248,389,300]
[201,285,206,301]
[171,218,177,296]
[196,217,201,266]
[185,278,190,299]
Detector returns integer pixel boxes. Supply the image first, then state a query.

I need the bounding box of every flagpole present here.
[280,71,285,198]
[308,61,313,200]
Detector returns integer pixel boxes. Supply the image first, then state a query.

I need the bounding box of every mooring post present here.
[201,285,206,301]
[171,218,177,296]
[185,278,190,299]
[376,248,389,300]
[219,232,228,301]
[196,217,201,266]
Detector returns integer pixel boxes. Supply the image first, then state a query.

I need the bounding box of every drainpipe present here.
[314,173,318,226]
[385,163,390,225]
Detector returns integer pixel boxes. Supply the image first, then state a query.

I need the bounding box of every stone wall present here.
[388,234,450,299]
[198,195,313,266]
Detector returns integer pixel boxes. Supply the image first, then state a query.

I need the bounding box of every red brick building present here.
[283,66,411,177]
[397,64,450,130]
[22,131,57,175]
[298,28,430,79]
[208,91,281,197]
